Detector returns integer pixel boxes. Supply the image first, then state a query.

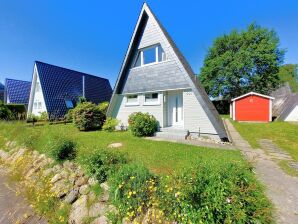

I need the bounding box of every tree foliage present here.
[278,64,298,92]
[199,23,285,100]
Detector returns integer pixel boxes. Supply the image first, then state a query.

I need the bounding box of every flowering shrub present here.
[109,160,273,223]
[97,101,109,114]
[109,163,157,221]
[72,102,105,131]
[128,112,158,137]
[83,150,128,183]
[102,117,119,132]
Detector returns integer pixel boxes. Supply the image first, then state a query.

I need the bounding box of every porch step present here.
[155,128,189,140]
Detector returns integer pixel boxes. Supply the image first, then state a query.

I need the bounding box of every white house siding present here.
[28,67,47,116]
[285,105,298,122]
[113,92,164,128]
[183,89,219,140]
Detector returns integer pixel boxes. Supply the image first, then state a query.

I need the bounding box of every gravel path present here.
[0,166,47,224]
[224,119,298,224]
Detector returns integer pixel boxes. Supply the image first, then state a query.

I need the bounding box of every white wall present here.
[285,105,298,122]
[27,65,47,116]
[113,92,164,128]
[183,89,219,139]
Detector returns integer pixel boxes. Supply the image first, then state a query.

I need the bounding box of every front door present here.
[168,91,183,127]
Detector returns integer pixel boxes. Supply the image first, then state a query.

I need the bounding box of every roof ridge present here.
[5,78,31,83]
[35,61,109,81]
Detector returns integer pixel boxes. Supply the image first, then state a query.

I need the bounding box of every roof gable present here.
[34,61,112,117]
[232,92,275,101]
[107,3,228,139]
[5,79,31,104]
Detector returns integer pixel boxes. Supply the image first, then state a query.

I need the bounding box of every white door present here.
[168,91,183,127]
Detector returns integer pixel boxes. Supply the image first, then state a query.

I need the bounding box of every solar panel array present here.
[36,61,112,117]
[5,79,31,104]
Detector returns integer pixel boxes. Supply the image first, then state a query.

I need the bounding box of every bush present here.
[49,138,77,162]
[109,163,156,220]
[97,101,109,114]
[102,117,119,132]
[64,109,74,123]
[0,101,13,120]
[156,161,273,223]
[72,102,105,131]
[128,112,158,137]
[83,150,128,183]
[39,111,49,121]
[26,114,39,124]
[6,104,26,120]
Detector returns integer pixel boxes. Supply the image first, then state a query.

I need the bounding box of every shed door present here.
[235,95,270,122]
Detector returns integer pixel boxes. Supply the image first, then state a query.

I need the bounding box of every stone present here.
[75,176,88,187]
[88,191,96,202]
[88,177,97,186]
[0,150,9,160]
[43,167,54,176]
[60,169,69,178]
[50,174,62,183]
[89,202,106,217]
[69,195,89,224]
[100,182,109,191]
[10,148,28,163]
[79,184,90,195]
[63,160,76,171]
[107,142,123,148]
[91,216,109,224]
[51,179,72,198]
[99,190,109,202]
[64,188,79,204]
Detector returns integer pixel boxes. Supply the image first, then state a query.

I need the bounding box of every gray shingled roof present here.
[107,3,228,139]
[271,82,298,120]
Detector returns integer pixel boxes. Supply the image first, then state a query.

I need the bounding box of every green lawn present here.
[232,120,298,175]
[0,121,244,174]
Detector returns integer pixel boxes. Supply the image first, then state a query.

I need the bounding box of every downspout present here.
[82,76,85,98]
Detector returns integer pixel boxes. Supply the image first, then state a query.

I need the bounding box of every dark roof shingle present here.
[5,79,31,104]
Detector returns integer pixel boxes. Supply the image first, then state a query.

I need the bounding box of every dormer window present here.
[133,45,167,68]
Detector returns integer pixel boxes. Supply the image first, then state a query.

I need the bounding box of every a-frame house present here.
[107,3,228,141]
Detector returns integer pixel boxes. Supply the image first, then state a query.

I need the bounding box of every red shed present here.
[230,92,274,122]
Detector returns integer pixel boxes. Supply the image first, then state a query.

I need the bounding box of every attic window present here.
[133,45,167,67]
[65,100,74,109]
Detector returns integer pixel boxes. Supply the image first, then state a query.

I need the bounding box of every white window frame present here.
[133,44,167,68]
[33,102,38,109]
[125,94,140,106]
[143,92,161,106]
[38,102,42,109]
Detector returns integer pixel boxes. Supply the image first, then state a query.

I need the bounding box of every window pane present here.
[38,102,42,109]
[143,47,156,64]
[34,102,37,109]
[36,82,40,92]
[65,100,74,109]
[134,52,141,67]
[127,95,138,103]
[158,45,166,62]
[145,93,158,102]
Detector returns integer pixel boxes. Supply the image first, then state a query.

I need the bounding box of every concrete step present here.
[155,128,189,140]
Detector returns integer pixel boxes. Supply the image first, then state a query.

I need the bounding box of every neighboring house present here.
[230,92,274,122]
[107,3,228,141]
[27,61,112,118]
[0,82,4,102]
[271,83,298,121]
[4,78,31,105]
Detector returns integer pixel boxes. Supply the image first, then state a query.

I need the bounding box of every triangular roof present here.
[0,82,4,91]
[107,3,228,139]
[231,92,275,101]
[33,61,112,117]
[5,78,31,104]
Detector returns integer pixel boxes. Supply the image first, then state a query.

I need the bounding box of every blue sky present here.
[0,0,297,86]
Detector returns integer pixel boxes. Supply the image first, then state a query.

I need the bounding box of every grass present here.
[278,64,298,93]
[0,121,244,175]
[232,120,298,175]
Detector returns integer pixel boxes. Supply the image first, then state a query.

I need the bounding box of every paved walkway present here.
[224,119,298,224]
[0,165,47,224]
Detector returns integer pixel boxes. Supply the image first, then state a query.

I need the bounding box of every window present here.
[144,92,160,105]
[133,45,167,68]
[158,45,166,62]
[33,102,37,109]
[65,100,74,109]
[38,102,42,109]
[126,94,139,106]
[143,46,156,64]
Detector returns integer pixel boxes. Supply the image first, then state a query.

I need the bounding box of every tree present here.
[278,64,298,92]
[199,23,285,100]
